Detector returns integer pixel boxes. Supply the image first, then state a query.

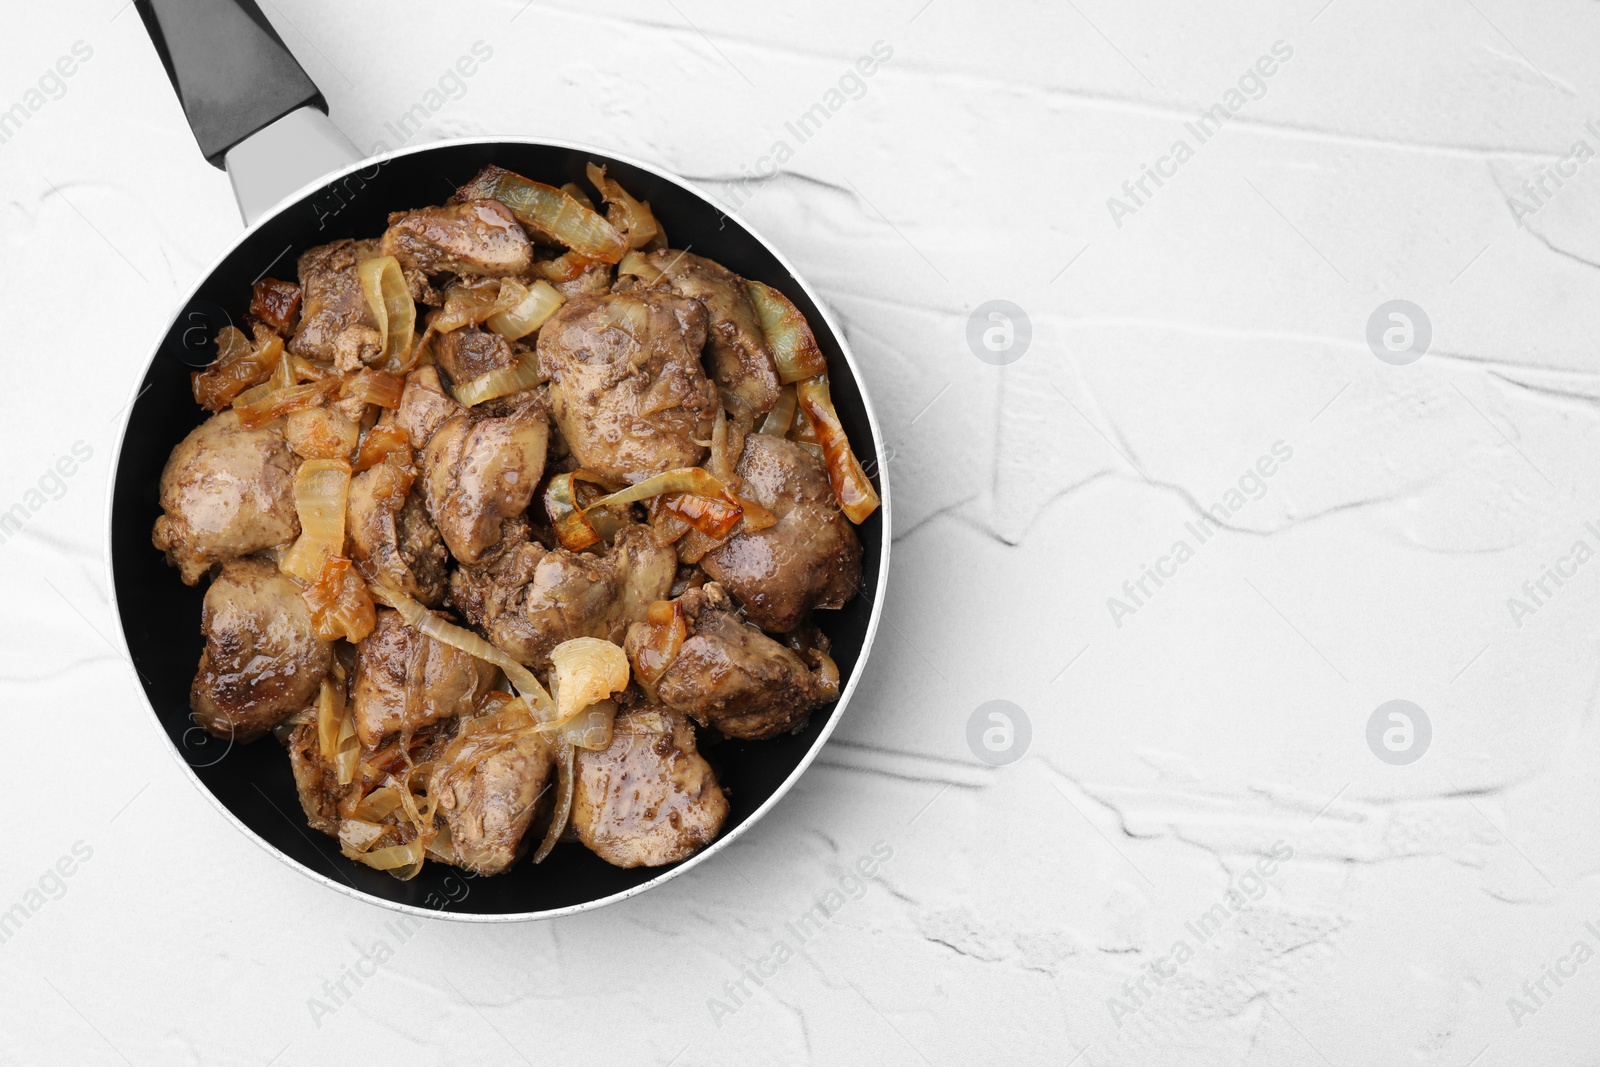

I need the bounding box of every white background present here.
[3,1,1600,1064]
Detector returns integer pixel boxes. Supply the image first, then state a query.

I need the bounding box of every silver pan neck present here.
[224,106,361,225]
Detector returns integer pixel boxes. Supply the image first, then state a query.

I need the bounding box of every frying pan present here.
[109,0,888,920]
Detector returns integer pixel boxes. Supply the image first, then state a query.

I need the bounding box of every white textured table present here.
[4,2,1599,1064]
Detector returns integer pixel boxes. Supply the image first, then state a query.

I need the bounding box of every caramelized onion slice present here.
[560,181,596,212]
[341,369,405,408]
[341,838,425,878]
[315,677,342,762]
[814,650,841,699]
[543,470,622,551]
[351,423,410,472]
[193,326,277,412]
[215,323,256,359]
[707,404,736,484]
[485,279,565,341]
[426,277,503,338]
[656,492,744,541]
[280,459,352,581]
[547,637,630,725]
[392,770,438,860]
[285,406,359,461]
[230,333,330,428]
[585,467,757,541]
[790,403,819,447]
[734,495,777,532]
[372,583,554,718]
[795,375,880,523]
[646,498,692,547]
[351,786,404,822]
[532,739,575,864]
[453,164,627,264]
[587,467,735,512]
[315,676,359,787]
[449,349,545,407]
[424,821,458,865]
[633,598,687,701]
[302,556,377,642]
[759,384,797,436]
[315,681,341,765]
[616,250,662,285]
[748,281,828,384]
[586,162,661,250]
[671,493,775,563]
[290,354,334,381]
[338,819,387,853]
[358,255,416,373]
[562,699,617,751]
[544,472,596,551]
[233,378,339,429]
[534,251,601,284]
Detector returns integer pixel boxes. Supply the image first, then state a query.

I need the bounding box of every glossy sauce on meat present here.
[571,706,728,868]
[347,461,450,606]
[191,557,332,741]
[429,713,554,875]
[636,249,780,416]
[289,238,382,371]
[703,434,863,632]
[433,325,516,390]
[395,365,464,450]
[421,395,548,563]
[381,200,533,278]
[153,410,300,585]
[350,609,497,747]
[450,522,675,668]
[286,721,341,835]
[628,583,838,739]
[537,290,718,483]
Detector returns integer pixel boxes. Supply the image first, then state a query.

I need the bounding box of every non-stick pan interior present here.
[110,142,884,917]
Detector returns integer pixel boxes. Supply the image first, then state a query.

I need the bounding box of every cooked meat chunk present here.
[287,721,341,834]
[556,270,611,298]
[351,609,497,747]
[434,324,515,389]
[380,200,532,278]
[450,523,675,668]
[329,393,373,427]
[421,395,548,563]
[282,405,360,461]
[396,365,463,450]
[636,250,780,416]
[572,706,728,868]
[191,558,332,741]
[537,291,718,483]
[152,410,300,585]
[403,268,442,307]
[703,434,862,631]
[347,461,449,606]
[628,583,838,740]
[393,494,450,599]
[289,238,382,370]
[429,713,554,875]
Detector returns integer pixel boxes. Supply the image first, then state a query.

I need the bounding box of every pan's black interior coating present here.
[111,143,883,916]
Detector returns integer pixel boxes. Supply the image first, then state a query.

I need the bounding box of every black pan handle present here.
[136,0,326,168]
